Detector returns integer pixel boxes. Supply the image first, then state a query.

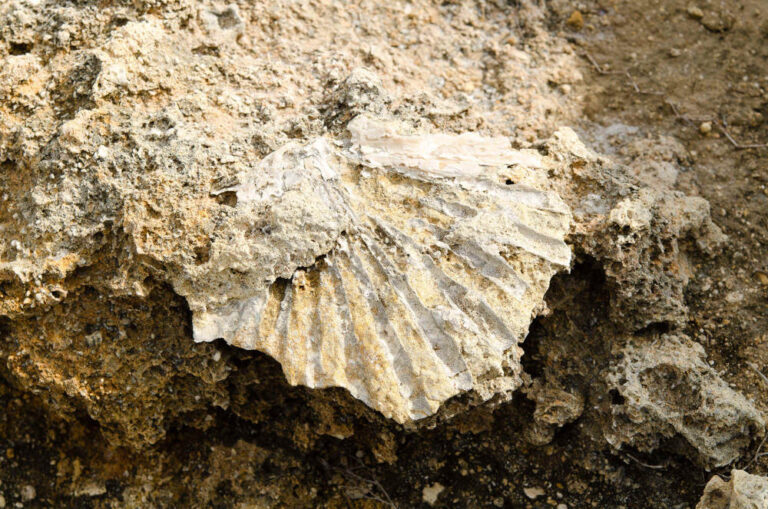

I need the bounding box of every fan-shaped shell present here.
[190,117,572,423]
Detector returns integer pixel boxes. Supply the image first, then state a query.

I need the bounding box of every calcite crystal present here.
[189,117,572,423]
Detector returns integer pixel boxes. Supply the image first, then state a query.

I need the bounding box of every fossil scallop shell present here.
[191,117,572,423]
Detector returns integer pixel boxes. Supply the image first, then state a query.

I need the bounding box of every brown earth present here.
[1,0,767,507]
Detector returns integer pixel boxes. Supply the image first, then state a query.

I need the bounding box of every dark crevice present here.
[609,389,625,405]
[192,45,220,56]
[633,321,672,337]
[521,316,546,378]
[522,255,609,381]
[213,190,237,207]
[9,42,32,55]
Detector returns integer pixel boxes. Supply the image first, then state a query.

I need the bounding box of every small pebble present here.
[567,11,584,30]
[85,331,103,347]
[701,10,735,32]
[57,29,70,45]
[94,145,109,160]
[669,48,682,57]
[20,485,35,503]
[699,121,712,134]
[687,6,704,19]
[422,483,444,506]
[523,486,546,499]
[0,494,5,508]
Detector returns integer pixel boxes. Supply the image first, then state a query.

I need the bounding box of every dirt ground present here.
[1,0,767,507]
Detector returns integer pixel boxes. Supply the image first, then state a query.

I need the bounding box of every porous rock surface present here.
[604,334,764,468]
[0,0,586,444]
[697,470,768,509]
[0,0,765,505]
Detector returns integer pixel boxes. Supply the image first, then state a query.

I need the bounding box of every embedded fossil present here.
[189,117,573,423]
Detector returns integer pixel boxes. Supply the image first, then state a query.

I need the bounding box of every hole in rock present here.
[609,389,625,405]
[216,8,241,29]
[9,42,32,55]
[633,321,671,337]
[215,191,238,207]
[194,243,211,265]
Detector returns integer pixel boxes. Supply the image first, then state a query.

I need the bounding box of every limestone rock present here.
[190,116,573,423]
[198,4,245,48]
[524,379,584,445]
[0,0,755,461]
[697,470,768,509]
[603,334,765,468]
[546,128,727,331]
[322,68,392,129]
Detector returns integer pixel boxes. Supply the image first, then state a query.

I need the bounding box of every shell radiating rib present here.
[324,256,373,406]
[359,231,470,383]
[274,278,295,377]
[331,244,418,416]
[449,239,529,301]
[371,219,514,358]
[189,116,573,423]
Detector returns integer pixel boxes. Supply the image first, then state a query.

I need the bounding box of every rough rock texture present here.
[1,285,231,445]
[548,129,728,331]
[697,470,768,509]
[191,116,573,423]
[603,334,764,468]
[505,128,763,469]
[0,0,582,434]
[1,0,767,506]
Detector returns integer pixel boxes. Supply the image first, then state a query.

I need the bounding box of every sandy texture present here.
[1,0,768,507]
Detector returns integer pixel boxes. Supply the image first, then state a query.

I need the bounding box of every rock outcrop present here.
[604,335,765,468]
[697,470,768,509]
[0,3,765,506]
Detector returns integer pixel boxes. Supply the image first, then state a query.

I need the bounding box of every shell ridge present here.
[325,255,376,410]
[308,267,331,386]
[357,229,471,387]
[501,219,572,267]
[342,238,435,417]
[242,291,269,350]
[330,250,415,419]
[287,271,315,387]
[418,196,478,219]
[416,221,530,302]
[274,278,297,384]
[483,182,571,215]
[449,239,529,301]
[373,218,513,354]
[354,233,462,410]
